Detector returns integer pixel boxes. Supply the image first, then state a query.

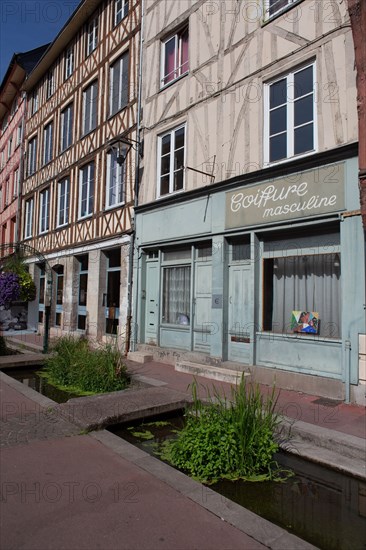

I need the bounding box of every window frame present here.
[264,0,301,20]
[82,81,98,136]
[157,124,186,198]
[79,162,95,219]
[57,177,70,228]
[65,46,74,80]
[114,0,129,26]
[46,70,54,99]
[25,197,34,239]
[106,150,125,209]
[43,122,53,165]
[264,61,317,166]
[86,16,99,56]
[109,51,129,116]
[39,188,50,234]
[60,103,73,152]
[28,136,37,176]
[160,25,189,88]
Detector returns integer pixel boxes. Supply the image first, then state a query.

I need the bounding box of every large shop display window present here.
[162,247,191,326]
[263,253,341,338]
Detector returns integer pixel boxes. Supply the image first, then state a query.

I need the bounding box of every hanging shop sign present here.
[225,162,345,228]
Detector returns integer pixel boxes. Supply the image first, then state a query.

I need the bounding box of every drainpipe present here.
[345,339,351,403]
[125,0,144,355]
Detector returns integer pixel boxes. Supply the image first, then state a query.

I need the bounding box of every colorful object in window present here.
[291,311,319,334]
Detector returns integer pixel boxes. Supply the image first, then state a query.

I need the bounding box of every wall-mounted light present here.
[107,135,141,166]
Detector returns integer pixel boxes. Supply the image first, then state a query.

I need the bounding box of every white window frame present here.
[57,178,70,227]
[157,124,186,198]
[39,188,50,234]
[160,26,189,88]
[17,123,22,145]
[106,150,125,209]
[13,167,19,199]
[86,16,98,56]
[28,136,37,175]
[25,198,34,239]
[264,0,299,20]
[109,52,129,116]
[79,162,94,219]
[43,122,53,165]
[264,61,317,166]
[60,103,73,152]
[115,0,128,26]
[46,70,54,98]
[65,47,74,80]
[31,89,39,115]
[82,81,98,136]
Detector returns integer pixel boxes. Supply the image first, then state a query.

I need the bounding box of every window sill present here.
[160,71,188,92]
[156,188,185,201]
[107,103,128,120]
[264,148,317,168]
[161,323,190,330]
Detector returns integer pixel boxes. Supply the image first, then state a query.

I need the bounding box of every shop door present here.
[228,264,251,363]
[144,261,159,344]
[193,262,212,352]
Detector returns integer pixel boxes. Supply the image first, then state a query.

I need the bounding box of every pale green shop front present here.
[133,154,365,396]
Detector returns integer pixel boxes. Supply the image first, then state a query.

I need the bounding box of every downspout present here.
[15,92,27,244]
[345,339,351,403]
[125,0,144,355]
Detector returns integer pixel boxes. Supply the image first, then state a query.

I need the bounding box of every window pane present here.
[180,28,189,73]
[294,95,313,126]
[270,133,287,162]
[161,155,170,176]
[294,66,313,99]
[162,266,190,324]
[174,148,184,171]
[270,106,286,135]
[175,127,185,149]
[160,175,170,195]
[161,134,171,155]
[294,123,313,154]
[79,273,88,306]
[164,37,176,84]
[174,169,183,191]
[270,78,286,108]
[78,315,86,330]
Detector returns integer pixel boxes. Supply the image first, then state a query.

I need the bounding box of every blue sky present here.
[0,1,79,83]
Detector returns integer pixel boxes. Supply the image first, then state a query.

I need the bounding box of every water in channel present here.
[109,415,366,550]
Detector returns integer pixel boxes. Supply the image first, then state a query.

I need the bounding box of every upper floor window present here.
[7,137,12,159]
[115,0,128,25]
[161,26,189,87]
[60,103,73,152]
[79,162,94,218]
[13,167,19,199]
[43,122,53,165]
[109,52,129,116]
[11,97,18,116]
[17,123,22,145]
[265,0,299,19]
[82,81,98,135]
[57,177,70,227]
[65,46,74,80]
[264,62,316,164]
[25,197,34,238]
[106,150,125,208]
[28,136,37,175]
[39,188,50,234]
[86,17,98,56]
[46,70,54,98]
[157,124,186,197]
[31,89,39,115]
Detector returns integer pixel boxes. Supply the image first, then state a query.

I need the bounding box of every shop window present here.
[38,264,45,323]
[162,266,191,325]
[263,254,341,338]
[105,249,120,335]
[158,125,185,197]
[264,62,315,164]
[161,25,189,87]
[77,255,88,330]
[54,265,64,327]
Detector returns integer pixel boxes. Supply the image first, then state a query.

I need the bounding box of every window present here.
[43,122,53,165]
[86,16,98,55]
[109,52,129,116]
[31,89,39,115]
[28,136,37,175]
[162,266,191,325]
[60,103,73,151]
[82,81,98,135]
[57,178,69,227]
[25,198,34,238]
[106,150,125,208]
[115,0,128,25]
[79,162,94,218]
[161,26,189,87]
[13,168,19,198]
[158,125,185,197]
[11,97,18,116]
[265,63,315,164]
[265,0,298,19]
[7,137,12,159]
[38,263,45,323]
[17,123,22,145]
[46,70,54,98]
[263,254,341,338]
[39,188,50,234]
[4,178,9,206]
[105,249,121,334]
[77,255,88,330]
[54,265,64,327]
[65,47,74,79]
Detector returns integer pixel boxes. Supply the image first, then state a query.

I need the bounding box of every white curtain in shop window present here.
[272,254,341,337]
[163,266,191,324]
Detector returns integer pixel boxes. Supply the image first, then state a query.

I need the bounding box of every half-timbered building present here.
[21,0,140,346]
[132,0,366,403]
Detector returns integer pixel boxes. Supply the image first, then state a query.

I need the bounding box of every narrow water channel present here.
[7,367,82,402]
[109,416,366,550]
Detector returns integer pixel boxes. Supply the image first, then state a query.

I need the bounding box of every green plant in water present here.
[160,376,288,484]
[44,335,129,394]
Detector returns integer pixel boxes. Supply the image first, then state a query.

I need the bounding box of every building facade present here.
[132,0,365,403]
[21,0,140,347]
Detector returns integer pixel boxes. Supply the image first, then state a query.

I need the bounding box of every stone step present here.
[127,352,153,364]
[6,337,43,354]
[175,361,250,384]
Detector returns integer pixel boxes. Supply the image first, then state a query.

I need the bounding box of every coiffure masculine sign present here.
[225,162,345,228]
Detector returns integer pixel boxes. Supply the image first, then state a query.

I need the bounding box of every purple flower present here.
[0,272,21,307]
